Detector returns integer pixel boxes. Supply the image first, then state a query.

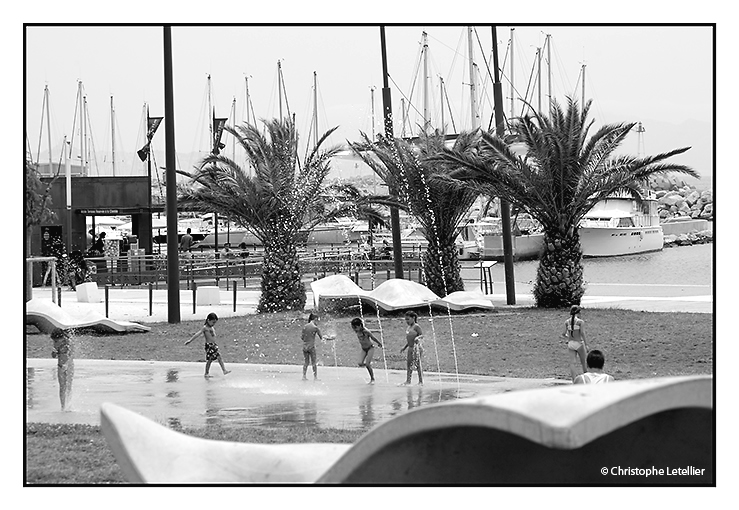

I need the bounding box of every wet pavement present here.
[24,279,711,430]
[25,358,566,430]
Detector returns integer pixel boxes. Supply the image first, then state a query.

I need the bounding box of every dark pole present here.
[380,26,404,279]
[491,26,516,304]
[164,25,181,323]
[147,142,153,255]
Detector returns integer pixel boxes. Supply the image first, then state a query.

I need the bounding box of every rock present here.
[685,190,701,206]
[659,194,682,207]
[699,203,713,219]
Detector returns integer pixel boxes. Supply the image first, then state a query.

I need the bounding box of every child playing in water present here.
[400,311,424,385]
[301,313,323,381]
[185,312,231,378]
[50,328,74,410]
[350,317,383,383]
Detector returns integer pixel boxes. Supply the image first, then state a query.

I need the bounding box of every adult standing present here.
[179,227,194,253]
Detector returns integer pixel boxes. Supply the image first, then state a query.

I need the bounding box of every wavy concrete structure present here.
[101,375,713,484]
[310,275,495,312]
[25,298,151,334]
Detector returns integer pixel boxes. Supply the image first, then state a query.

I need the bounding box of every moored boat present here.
[578,195,663,257]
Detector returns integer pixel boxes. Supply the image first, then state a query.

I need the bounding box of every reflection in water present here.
[26,367,36,410]
[166,369,179,383]
[205,386,222,426]
[359,388,375,427]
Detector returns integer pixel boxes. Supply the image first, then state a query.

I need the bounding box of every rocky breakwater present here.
[653,184,713,249]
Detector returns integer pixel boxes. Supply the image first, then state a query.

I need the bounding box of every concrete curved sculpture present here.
[25,298,150,334]
[310,275,494,313]
[101,375,712,484]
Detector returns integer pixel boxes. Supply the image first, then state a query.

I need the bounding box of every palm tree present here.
[25,157,57,301]
[178,118,389,313]
[433,97,698,308]
[349,131,480,297]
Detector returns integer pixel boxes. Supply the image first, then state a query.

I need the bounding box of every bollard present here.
[105,285,110,318]
[354,270,359,285]
[192,282,197,314]
[57,286,62,307]
[149,283,153,316]
[233,284,237,312]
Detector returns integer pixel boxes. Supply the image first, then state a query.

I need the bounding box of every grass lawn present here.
[25,306,713,484]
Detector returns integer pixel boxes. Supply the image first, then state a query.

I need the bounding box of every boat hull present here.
[579,226,663,257]
[481,234,544,261]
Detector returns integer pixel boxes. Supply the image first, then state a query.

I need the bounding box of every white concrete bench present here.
[76,281,102,303]
[101,375,712,484]
[196,286,220,306]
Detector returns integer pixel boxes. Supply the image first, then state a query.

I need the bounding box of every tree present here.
[433,97,698,307]
[349,131,480,297]
[178,118,389,313]
[25,158,57,301]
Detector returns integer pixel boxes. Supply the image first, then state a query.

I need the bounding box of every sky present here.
[24,23,714,188]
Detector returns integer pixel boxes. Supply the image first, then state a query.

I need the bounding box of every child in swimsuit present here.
[351,317,383,383]
[400,311,424,385]
[301,313,323,380]
[562,305,588,382]
[185,312,231,378]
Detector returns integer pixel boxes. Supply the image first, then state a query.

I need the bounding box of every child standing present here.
[561,305,588,382]
[301,313,323,380]
[400,311,424,385]
[185,312,231,378]
[350,317,384,383]
[50,328,74,410]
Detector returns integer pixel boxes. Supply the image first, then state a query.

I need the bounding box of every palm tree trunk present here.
[258,233,306,313]
[533,229,585,308]
[422,241,464,297]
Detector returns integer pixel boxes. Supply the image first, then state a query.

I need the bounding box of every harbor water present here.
[461,243,713,299]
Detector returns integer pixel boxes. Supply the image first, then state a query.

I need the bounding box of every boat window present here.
[617,217,634,227]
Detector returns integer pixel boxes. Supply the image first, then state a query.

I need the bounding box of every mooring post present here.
[149,283,153,316]
[105,285,110,317]
[233,284,237,312]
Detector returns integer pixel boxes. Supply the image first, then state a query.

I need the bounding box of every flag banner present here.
[212,117,228,154]
[137,144,150,162]
[147,117,164,141]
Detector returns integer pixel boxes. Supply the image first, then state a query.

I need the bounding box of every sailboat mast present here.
[230,96,236,160]
[277,61,283,122]
[111,95,116,176]
[510,28,515,118]
[439,77,445,133]
[546,34,552,112]
[313,71,319,147]
[536,47,542,114]
[581,63,586,107]
[45,85,52,171]
[370,86,376,140]
[207,74,213,148]
[468,26,479,129]
[422,31,429,134]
